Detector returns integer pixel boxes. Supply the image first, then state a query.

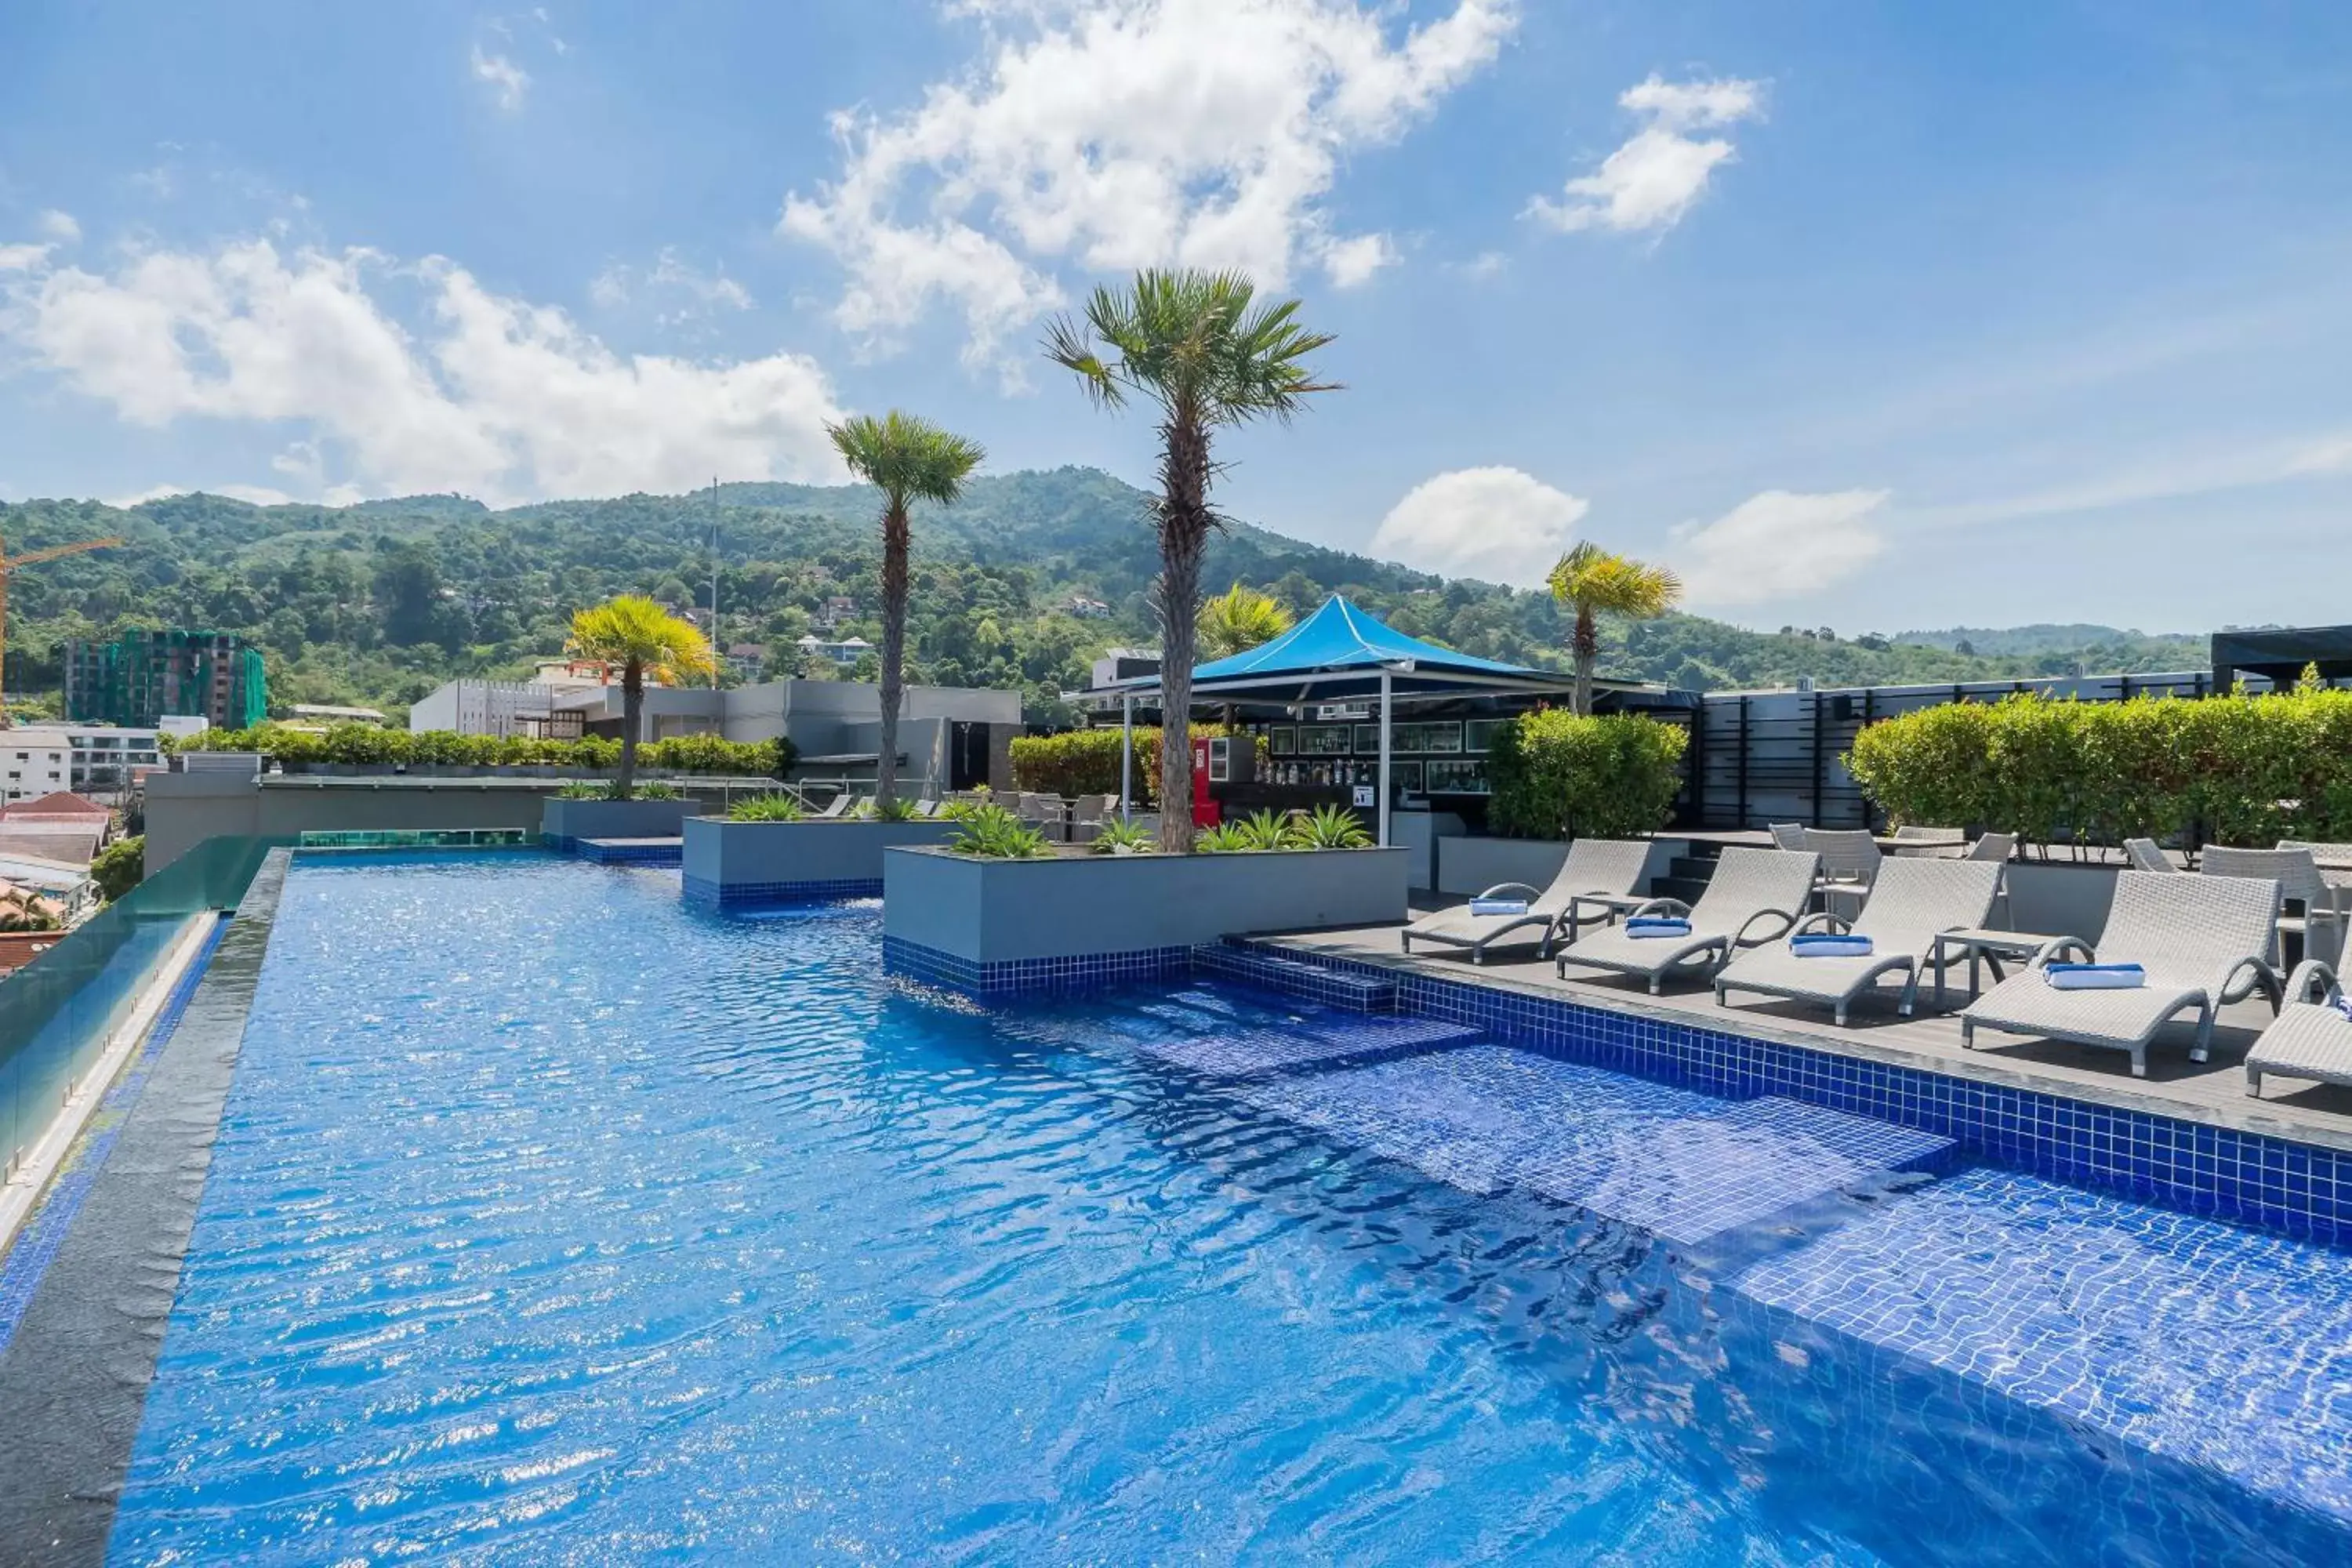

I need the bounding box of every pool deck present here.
[1254,920,2352,1156]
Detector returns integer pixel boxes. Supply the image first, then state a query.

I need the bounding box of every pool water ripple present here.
[104,858,2352,1566]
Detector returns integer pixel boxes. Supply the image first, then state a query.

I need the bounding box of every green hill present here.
[0,469,2212,724]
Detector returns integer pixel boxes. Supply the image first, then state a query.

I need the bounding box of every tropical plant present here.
[1284,803,1371,849]
[553,779,611,799]
[855,796,922,822]
[1197,582,1294,726]
[631,780,685,800]
[90,834,144,902]
[727,792,805,822]
[564,595,717,798]
[949,804,1049,858]
[1046,268,1338,851]
[1089,818,1155,855]
[827,411,987,812]
[1487,710,1688,840]
[1547,543,1684,717]
[1192,821,1257,854]
[0,885,64,932]
[1230,808,1291,851]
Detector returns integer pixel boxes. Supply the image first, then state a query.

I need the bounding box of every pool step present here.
[1193,942,1396,1012]
[1135,1011,1479,1078]
[1243,1044,1956,1247]
[579,836,684,866]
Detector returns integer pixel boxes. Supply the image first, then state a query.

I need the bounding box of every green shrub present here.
[950,804,1048,858]
[1845,683,2352,849]
[91,835,144,902]
[175,724,774,775]
[1486,711,1687,840]
[858,797,921,822]
[631,780,685,800]
[553,779,611,799]
[1007,724,1260,802]
[1193,821,1256,854]
[1285,804,1371,849]
[728,793,805,822]
[1090,819,1155,855]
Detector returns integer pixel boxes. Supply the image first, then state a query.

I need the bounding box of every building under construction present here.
[64,630,267,730]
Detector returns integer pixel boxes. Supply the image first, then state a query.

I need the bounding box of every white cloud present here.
[471,45,532,111]
[782,0,1515,368]
[1526,73,1762,235]
[592,248,756,321]
[1458,249,1508,279]
[0,243,49,271]
[1368,466,1588,586]
[36,210,79,244]
[1671,488,1890,607]
[2,237,848,505]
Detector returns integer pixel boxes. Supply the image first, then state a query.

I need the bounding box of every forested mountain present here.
[0,469,2212,724]
[1895,623,2206,666]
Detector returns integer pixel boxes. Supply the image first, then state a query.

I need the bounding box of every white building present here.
[796,633,873,666]
[0,721,193,803]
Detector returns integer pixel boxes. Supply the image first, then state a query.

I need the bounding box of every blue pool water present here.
[107,855,2352,1564]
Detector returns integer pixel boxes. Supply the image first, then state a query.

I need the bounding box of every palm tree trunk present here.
[1156,409,1212,852]
[1571,604,1599,717]
[618,659,644,799]
[876,494,909,809]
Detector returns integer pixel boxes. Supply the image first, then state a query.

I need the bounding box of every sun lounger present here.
[1402,837,1653,964]
[1554,847,1817,994]
[1769,822,1808,851]
[2202,845,2343,969]
[2122,837,2176,873]
[2245,960,2352,1098]
[1960,870,2283,1078]
[1715,857,2003,1025]
[809,793,851,819]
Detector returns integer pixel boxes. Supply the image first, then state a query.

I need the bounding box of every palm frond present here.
[826,409,987,509]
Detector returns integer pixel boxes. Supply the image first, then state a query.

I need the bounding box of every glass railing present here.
[296,828,536,851]
[0,836,282,1182]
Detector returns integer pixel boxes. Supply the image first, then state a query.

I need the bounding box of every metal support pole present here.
[1120,695,1134,827]
[1377,670,1392,848]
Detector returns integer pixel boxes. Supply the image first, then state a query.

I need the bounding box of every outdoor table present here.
[1928,927,2060,1009]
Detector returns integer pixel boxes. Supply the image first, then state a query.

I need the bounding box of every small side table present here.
[1928,928,2060,1009]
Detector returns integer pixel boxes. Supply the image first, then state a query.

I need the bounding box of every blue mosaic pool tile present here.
[882,936,1193,1000]
[543,833,577,855]
[1227,938,2352,1247]
[683,873,884,909]
[1734,1163,2352,1525]
[1192,941,1396,1012]
[1241,1044,1953,1244]
[1134,1013,1478,1077]
[578,837,684,866]
[0,914,230,1356]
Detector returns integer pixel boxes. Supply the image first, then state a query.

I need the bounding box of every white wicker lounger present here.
[1715,858,2003,1026]
[1960,871,2283,1079]
[1554,847,1817,995]
[1403,838,1653,964]
[2245,960,2352,1098]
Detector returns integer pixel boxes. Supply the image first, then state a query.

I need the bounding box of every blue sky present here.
[3,1,2349,636]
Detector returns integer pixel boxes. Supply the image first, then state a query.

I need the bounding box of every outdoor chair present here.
[1804,828,1882,914]
[2122,837,2176,873]
[1403,837,1653,964]
[1889,825,1966,856]
[2201,846,2344,970]
[1554,847,1817,994]
[1769,822,1809,851]
[1715,857,2003,1025]
[1965,830,2019,925]
[809,793,851,820]
[2245,958,2352,1098]
[1960,870,2284,1078]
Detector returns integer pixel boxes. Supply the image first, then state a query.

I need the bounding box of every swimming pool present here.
[100,855,2352,1563]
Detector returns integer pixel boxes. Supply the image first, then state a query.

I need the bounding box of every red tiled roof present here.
[0,791,109,819]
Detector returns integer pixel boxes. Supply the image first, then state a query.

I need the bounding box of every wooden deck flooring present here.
[1257,921,2352,1155]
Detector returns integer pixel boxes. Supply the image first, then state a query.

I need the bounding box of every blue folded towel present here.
[2045,962,2146,990]
[1790,933,1874,957]
[1624,917,1692,939]
[2332,993,2352,1024]
[1469,898,1530,916]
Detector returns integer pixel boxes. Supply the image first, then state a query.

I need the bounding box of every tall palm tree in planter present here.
[1547,543,1683,717]
[566,595,717,799]
[826,411,986,811]
[1197,583,1294,729]
[1046,270,1337,851]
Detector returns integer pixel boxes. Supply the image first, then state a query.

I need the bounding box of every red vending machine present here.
[1189,737,1222,828]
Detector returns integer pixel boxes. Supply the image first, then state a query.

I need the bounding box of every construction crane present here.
[0,529,125,729]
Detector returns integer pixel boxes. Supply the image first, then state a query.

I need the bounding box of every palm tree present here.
[1546,543,1684,717]
[1046,269,1337,851]
[827,411,986,811]
[566,594,717,798]
[1197,583,1294,728]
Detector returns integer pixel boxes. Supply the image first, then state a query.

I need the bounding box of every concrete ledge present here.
[880,845,1410,995]
[681,817,959,903]
[541,797,694,848]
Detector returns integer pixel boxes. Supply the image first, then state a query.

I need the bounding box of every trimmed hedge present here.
[1487,711,1688,840]
[173,722,796,776]
[1845,685,2352,850]
[1007,725,1254,803]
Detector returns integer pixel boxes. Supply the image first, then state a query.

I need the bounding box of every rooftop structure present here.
[64,630,266,731]
[0,724,172,804]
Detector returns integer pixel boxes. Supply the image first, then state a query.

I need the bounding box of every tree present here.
[1045,269,1337,850]
[1197,582,1294,727]
[826,411,985,809]
[565,595,715,798]
[1545,543,1683,717]
[91,834,144,902]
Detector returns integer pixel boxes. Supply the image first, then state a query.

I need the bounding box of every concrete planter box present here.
[882,844,1410,996]
[541,797,694,851]
[682,817,960,908]
[1436,835,1684,900]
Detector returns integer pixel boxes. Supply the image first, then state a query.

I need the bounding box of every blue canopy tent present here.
[1110,596,1584,845]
